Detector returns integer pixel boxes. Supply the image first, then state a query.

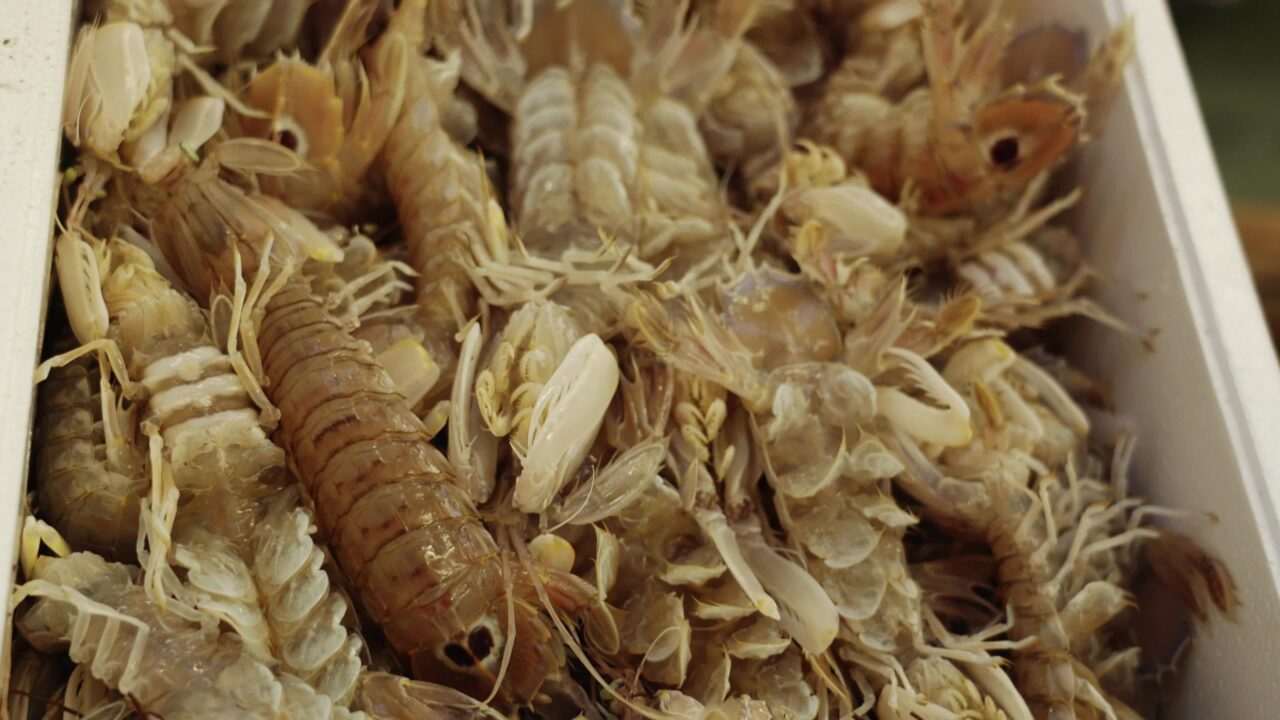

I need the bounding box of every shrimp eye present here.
[271,128,300,152]
[989,137,1021,169]
[468,625,495,659]
[442,642,475,667]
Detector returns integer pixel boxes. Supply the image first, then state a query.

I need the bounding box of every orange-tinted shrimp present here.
[805,0,1088,215]
[240,0,410,220]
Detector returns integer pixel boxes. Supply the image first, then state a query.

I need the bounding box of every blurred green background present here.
[1171,0,1280,203]
[1171,0,1280,341]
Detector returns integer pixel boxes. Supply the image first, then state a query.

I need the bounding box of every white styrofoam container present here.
[1,0,1279,717]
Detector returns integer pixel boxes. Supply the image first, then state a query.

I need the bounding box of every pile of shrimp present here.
[8,1,1240,718]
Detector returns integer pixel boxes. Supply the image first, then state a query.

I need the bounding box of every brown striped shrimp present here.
[805,0,1090,215]
[355,0,523,409]
[151,163,593,704]
[36,174,370,708]
[14,521,365,719]
[298,225,441,410]
[36,215,282,667]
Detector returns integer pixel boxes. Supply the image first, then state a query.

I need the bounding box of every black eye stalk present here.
[440,624,498,669]
[271,128,300,152]
[468,624,496,660]
[990,136,1021,169]
[442,642,476,667]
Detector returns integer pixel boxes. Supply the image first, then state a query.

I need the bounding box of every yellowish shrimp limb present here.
[19,517,71,580]
[481,550,518,708]
[223,237,281,429]
[140,428,179,607]
[35,339,136,399]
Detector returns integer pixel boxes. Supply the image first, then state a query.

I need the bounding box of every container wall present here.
[0,0,74,696]
[1025,0,1280,717]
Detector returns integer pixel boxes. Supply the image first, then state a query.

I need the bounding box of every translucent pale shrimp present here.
[514,333,620,514]
[158,0,318,64]
[764,143,909,261]
[6,648,125,720]
[952,218,1129,335]
[461,0,751,262]
[152,170,589,703]
[37,174,367,705]
[308,228,414,322]
[98,0,317,65]
[15,537,363,719]
[700,35,798,183]
[937,338,1090,473]
[65,2,274,182]
[36,169,292,590]
[63,18,175,164]
[252,486,365,704]
[805,0,1091,214]
[759,372,925,683]
[39,227,287,563]
[33,353,146,562]
[880,654,1028,720]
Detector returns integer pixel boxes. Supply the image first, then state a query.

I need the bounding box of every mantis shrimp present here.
[14,520,363,719]
[33,350,145,563]
[36,163,366,705]
[461,0,751,268]
[151,153,592,704]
